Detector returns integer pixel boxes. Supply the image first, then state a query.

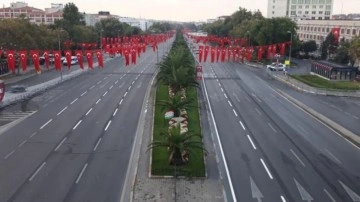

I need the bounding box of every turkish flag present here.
[227,48,232,62]
[75,50,84,69]
[105,44,111,54]
[131,48,137,64]
[198,45,203,63]
[19,50,27,72]
[124,48,130,66]
[280,43,286,56]
[7,50,16,73]
[216,47,221,62]
[53,51,62,71]
[247,47,253,61]
[85,50,93,69]
[137,45,142,58]
[117,44,123,55]
[332,28,340,43]
[272,44,277,56]
[257,47,264,61]
[95,49,104,68]
[64,50,72,69]
[43,50,50,69]
[204,46,209,62]
[267,46,272,59]
[221,48,226,62]
[152,41,158,52]
[30,50,41,73]
[210,47,215,63]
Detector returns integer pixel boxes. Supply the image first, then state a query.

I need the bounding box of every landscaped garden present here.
[291,75,360,91]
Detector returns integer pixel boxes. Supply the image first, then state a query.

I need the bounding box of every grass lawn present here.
[291,75,360,91]
[151,84,205,177]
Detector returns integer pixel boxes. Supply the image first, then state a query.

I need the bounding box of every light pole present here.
[287,31,292,67]
[58,29,65,81]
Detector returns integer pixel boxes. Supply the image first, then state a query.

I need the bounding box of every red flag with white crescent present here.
[257,47,264,61]
[131,47,137,65]
[198,45,203,63]
[204,46,209,62]
[43,50,50,69]
[221,48,226,62]
[85,50,93,69]
[280,43,286,56]
[64,50,72,69]
[19,50,27,72]
[6,50,16,73]
[124,48,130,66]
[95,49,104,68]
[75,50,84,69]
[31,50,41,73]
[216,47,221,62]
[53,51,62,71]
[210,47,215,63]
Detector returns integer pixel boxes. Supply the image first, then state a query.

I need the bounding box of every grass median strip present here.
[291,75,360,91]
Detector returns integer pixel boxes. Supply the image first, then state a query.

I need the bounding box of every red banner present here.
[30,50,40,73]
[198,45,203,63]
[43,50,50,69]
[7,50,16,73]
[204,46,209,62]
[64,50,72,69]
[75,50,84,69]
[95,49,104,68]
[332,28,340,43]
[85,50,93,69]
[19,50,27,72]
[53,51,62,71]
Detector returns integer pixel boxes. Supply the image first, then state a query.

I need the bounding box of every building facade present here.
[0,2,63,25]
[268,0,333,20]
[297,20,360,46]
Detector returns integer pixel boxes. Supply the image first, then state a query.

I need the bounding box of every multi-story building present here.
[268,0,333,20]
[118,16,154,31]
[0,2,63,25]
[84,11,118,26]
[297,20,360,47]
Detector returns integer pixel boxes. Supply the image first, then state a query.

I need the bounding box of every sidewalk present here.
[246,61,360,98]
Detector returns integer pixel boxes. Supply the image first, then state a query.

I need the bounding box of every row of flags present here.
[197,42,291,63]
[0,49,104,73]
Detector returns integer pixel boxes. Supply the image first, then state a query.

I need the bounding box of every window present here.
[341,29,344,34]
[312,0,318,3]
[313,5,316,9]
[305,0,310,3]
[291,11,296,15]
[298,11,302,14]
[311,27,313,31]
[292,0,297,4]
[298,5,302,9]
[325,11,330,15]
[347,29,350,34]
[299,0,304,3]
[326,0,331,3]
[312,11,316,14]
[273,6,275,8]
[318,17,322,20]
[305,5,309,8]
[319,0,325,3]
[291,5,296,9]
[319,11,323,14]
[325,5,331,10]
[305,11,309,14]
[318,27,321,31]
[353,29,357,35]
[326,28,329,32]
[319,5,323,9]
[273,0,275,2]
[325,16,330,20]
[322,28,325,32]
[272,11,275,14]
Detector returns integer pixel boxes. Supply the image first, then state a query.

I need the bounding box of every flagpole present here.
[58,29,64,81]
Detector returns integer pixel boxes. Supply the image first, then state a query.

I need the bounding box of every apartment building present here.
[297,20,360,46]
[268,0,333,20]
[0,2,63,25]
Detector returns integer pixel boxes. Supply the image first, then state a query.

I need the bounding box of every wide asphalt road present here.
[0,40,172,202]
[200,59,360,202]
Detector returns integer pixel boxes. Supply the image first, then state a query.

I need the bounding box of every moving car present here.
[266,62,286,71]
[63,56,78,66]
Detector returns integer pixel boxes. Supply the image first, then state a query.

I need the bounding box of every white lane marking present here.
[124,92,128,97]
[4,150,16,159]
[267,122,277,133]
[30,132,37,138]
[324,188,337,202]
[260,158,273,179]
[109,85,114,90]
[103,91,108,96]
[18,140,27,147]
[96,98,101,104]
[70,98,78,105]
[128,86,132,90]
[290,149,306,167]
[80,91,87,96]
[119,99,123,105]
[29,162,46,181]
[224,93,228,99]
[280,195,287,202]
[104,120,112,131]
[73,120,82,130]
[113,108,118,116]
[202,77,237,201]
[338,180,360,201]
[93,138,102,151]
[85,108,93,116]
[115,80,119,84]
[228,100,232,107]
[40,119,53,130]
[233,109,238,117]
[90,85,95,89]
[103,76,107,80]
[324,149,342,164]
[97,81,102,84]
[221,88,224,92]
[345,112,351,116]
[239,121,246,130]
[246,97,251,103]
[75,163,88,184]
[353,115,359,120]
[57,106,68,116]
[54,137,67,151]
[247,135,257,150]
[255,108,262,115]
[132,81,135,85]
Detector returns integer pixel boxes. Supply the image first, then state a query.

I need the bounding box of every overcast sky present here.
[2,0,359,21]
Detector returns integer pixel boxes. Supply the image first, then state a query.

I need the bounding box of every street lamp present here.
[287,31,292,67]
[58,29,65,81]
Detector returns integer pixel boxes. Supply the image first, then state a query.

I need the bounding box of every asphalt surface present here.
[0,42,170,202]
[200,59,360,202]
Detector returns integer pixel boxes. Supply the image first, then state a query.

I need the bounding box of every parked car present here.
[63,56,78,66]
[39,54,55,65]
[266,63,286,71]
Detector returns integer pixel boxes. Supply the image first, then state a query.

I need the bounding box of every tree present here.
[148,125,205,165]
[54,3,85,40]
[321,32,338,60]
[300,40,317,56]
[349,35,360,66]
[158,93,193,117]
[334,38,352,65]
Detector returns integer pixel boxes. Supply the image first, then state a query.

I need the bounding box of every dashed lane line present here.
[54,137,67,151]
[70,98,78,105]
[57,106,68,116]
[85,108,93,116]
[73,120,82,130]
[75,163,88,184]
[29,162,46,181]
[290,149,306,167]
[260,158,273,180]
[40,119,52,130]
[247,135,256,150]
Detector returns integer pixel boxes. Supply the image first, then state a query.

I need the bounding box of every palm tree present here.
[148,125,206,165]
[158,92,192,117]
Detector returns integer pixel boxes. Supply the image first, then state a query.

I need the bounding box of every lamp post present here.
[58,29,65,81]
[287,31,292,67]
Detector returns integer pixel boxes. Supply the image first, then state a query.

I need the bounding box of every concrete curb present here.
[275,88,360,148]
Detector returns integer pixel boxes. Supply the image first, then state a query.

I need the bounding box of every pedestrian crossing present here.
[0,111,36,122]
